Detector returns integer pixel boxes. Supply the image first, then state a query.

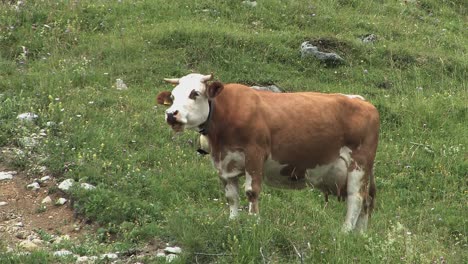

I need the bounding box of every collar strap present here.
[198,100,213,135]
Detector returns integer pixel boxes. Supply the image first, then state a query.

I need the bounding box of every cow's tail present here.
[368,168,376,220]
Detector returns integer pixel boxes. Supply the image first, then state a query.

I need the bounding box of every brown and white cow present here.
[157,73,379,232]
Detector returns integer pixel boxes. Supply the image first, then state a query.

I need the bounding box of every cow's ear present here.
[156,91,173,106]
[206,81,224,99]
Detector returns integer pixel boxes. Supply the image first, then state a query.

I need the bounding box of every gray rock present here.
[251,85,283,93]
[17,113,38,122]
[41,196,52,204]
[27,182,40,191]
[300,41,344,65]
[164,246,182,254]
[53,249,74,257]
[100,253,118,260]
[39,175,51,183]
[58,179,75,191]
[0,171,17,181]
[115,79,128,90]
[242,1,257,7]
[56,198,68,205]
[361,34,377,43]
[15,230,28,239]
[80,183,96,190]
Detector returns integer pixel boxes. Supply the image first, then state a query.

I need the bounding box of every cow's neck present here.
[198,100,213,135]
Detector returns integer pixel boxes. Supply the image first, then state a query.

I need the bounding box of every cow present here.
[157,73,380,232]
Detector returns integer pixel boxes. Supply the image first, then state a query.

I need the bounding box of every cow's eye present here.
[170,94,175,101]
[189,89,200,100]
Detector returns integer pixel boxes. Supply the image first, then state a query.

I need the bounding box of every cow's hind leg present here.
[222,177,240,219]
[355,170,376,232]
[342,163,365,232]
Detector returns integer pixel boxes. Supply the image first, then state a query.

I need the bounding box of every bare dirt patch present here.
[0,164,92,250]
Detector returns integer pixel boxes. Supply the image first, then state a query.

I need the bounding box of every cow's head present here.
[157,73,223,132]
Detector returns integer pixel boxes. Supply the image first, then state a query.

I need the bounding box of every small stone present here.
[156,252,166,258]
[100,253,118,260]
[27,182,40,191]
[361,34,377,43]
[58,179,75,191]
[164,246,182,254]
[56,198,68,205]
[19,240,39,251]
[31,239,44,245]
[300,41,344,65]
[39,175,51,183]
[115,78,128,90]
[80,183,96,190]
[76,256,89,263]
[0,201,7,206]
[53,249,73,257]
[15,222,24,227]
[16,231,28,239]
[17,113,38,122]
[166,254,178,262]
[0,171,17,181]
[242,1,257,7]
[41,196,52,204]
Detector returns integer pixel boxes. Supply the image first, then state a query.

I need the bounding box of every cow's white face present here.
[157,73,215,132]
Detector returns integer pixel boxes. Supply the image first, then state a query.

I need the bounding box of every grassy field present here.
[0,0,466,263]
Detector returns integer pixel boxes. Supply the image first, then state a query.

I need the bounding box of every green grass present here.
[0,0,466,263]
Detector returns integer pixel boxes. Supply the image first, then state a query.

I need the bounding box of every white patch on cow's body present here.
[216,151,245,180]
[340,93,365,100]
[343,167,365,232]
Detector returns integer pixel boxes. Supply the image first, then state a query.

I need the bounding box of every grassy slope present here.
[0,0,466,263]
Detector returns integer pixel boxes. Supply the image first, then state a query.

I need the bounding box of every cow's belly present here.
[263,147,351,195]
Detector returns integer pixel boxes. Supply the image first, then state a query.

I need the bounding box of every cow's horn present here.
[201,74,213,83]
[164,78,180,84]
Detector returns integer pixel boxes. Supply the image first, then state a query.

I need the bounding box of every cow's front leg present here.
[244,149,265,215]
[221,176,240,219]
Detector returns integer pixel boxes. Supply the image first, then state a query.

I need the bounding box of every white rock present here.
[76,256,90,263]
[80,183,96,190]
[17,112,38,122]
[58,179,75,191]
[242,1,257,7]
[0,171,17,181]
[164,246,182,254]
[56,198,68,205]
[115,78,128,90]
[41,196,52,204]
[15,222,24,227]
[0,201,7,206]
[166,254,178,262]
[100,253,118,260]
[156,252,166,258]
[27,182,40,191]
[39,175,51,182]
[53,249,73,257]
[31,239,44,245]
[19,240,39,251]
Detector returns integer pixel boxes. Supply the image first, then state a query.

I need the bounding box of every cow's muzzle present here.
[166,111,184,132]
